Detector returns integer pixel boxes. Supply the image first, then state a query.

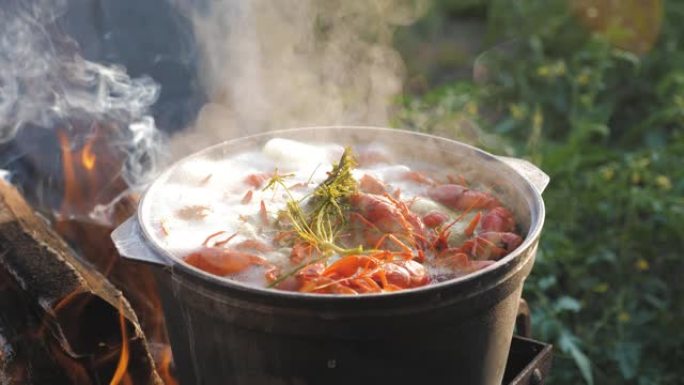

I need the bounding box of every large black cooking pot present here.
[112,127,548,385]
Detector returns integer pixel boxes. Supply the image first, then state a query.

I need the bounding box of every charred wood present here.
[53,194,173,372]
[0,180,162,385]
[0,266,80,384]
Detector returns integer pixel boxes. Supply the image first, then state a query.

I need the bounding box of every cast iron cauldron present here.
[112,127,549,385]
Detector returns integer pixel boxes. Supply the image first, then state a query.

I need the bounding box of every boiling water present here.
[148,138,487,287]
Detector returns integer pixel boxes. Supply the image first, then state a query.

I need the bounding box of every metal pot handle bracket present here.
[111,216,170,267]
[516,298,532,338]
[496,156,550,194]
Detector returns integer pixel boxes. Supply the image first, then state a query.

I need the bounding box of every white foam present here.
[148,138,479,287]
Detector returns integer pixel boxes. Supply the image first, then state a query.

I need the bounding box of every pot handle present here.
[496,156,550,194]
[516,298,532,338]
[111,216,170,267]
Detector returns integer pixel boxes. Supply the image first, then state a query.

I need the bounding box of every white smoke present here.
[0,0,163,186]
[0,0,430,186]
[170,0,428,156]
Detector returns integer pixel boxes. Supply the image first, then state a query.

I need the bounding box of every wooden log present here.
[0,180,162,385]
[54,194,177,383]
[0,266,80,385]
[54,193,169,345]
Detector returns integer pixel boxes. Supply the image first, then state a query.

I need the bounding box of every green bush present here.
[396,1,684,384]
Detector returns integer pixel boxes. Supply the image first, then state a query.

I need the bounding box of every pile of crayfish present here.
[182,150,524,295]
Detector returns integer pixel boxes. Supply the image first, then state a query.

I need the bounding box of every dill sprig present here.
[262,168,295,194]
[308,147,357,240]
[289,147,358,254]
[266,148,360,287]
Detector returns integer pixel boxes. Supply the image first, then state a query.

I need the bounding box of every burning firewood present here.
[0,180,162,385]
[0,267,88,385]
[53,191,177,385]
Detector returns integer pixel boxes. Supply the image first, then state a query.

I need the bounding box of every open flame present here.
[109,299,131,385]
[1,1,169,382]
[159,346,179,385]
[56,126,130,222]
[54,126,178,384]
[57,130,111,218]
[58,130,82,214]
[82,140,97,171]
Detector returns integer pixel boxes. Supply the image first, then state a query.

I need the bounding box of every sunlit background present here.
[1,0,682,384]
[394,1,681,384]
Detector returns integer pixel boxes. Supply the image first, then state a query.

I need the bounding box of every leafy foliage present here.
[395,1,684,383]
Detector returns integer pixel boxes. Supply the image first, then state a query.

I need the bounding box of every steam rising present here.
[171,0,428,156]
[0,0,162,185]
[1,0,429,185]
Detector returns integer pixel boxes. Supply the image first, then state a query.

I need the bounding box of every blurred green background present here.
[393,0,684,384]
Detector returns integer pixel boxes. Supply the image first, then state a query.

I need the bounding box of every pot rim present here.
[137,126,546,301]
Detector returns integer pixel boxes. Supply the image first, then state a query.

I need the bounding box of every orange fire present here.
[57,130,100,216]
[109,299,130,385]
[58,130,82,210]
[82,139,97,171]
[57,127,125,218]
[159,346,179,385]
[55,127,178,385]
